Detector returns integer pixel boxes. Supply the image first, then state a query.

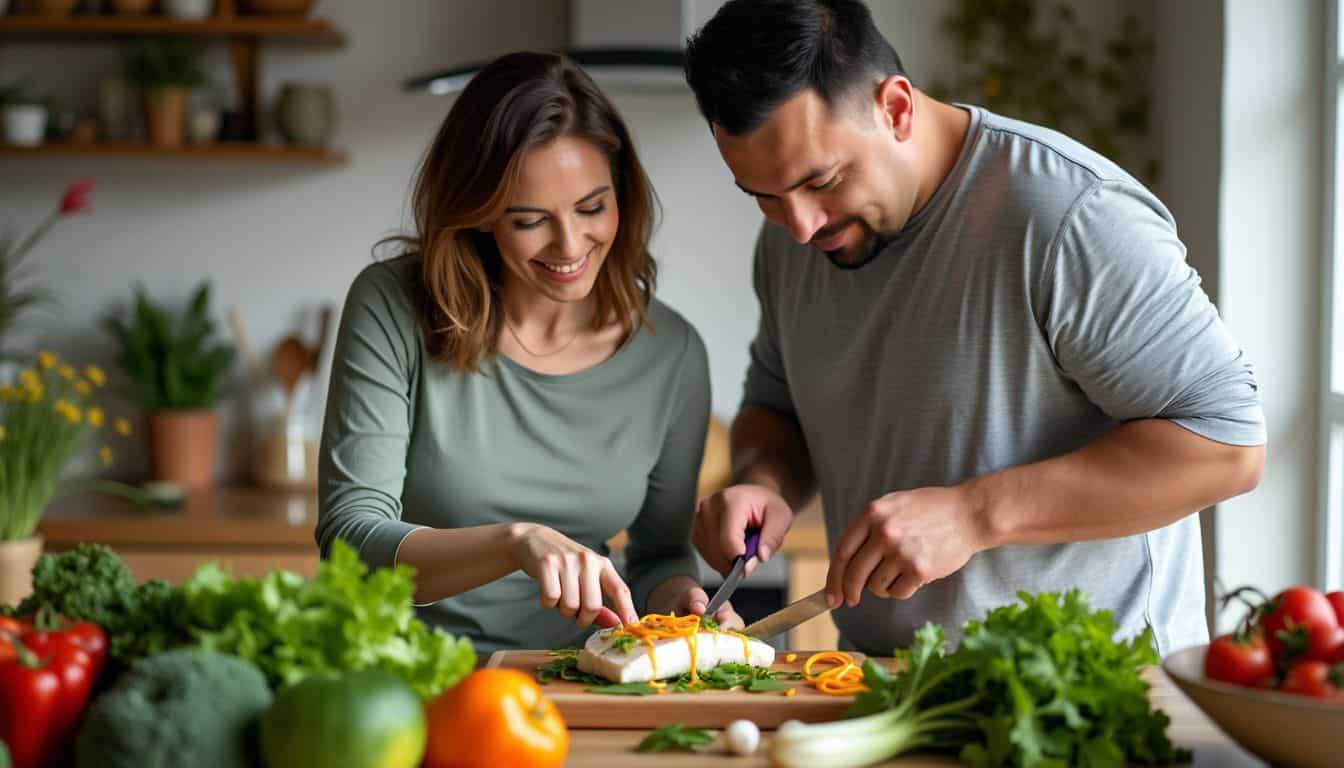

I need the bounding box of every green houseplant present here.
[123,40,206,149]
[931,0,1157,183]
[104,281,234,488]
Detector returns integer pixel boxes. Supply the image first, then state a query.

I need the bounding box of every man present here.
[683,0,1265,655]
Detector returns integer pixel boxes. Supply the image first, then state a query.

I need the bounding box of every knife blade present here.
[703,528,760,617]
[742,589,833,642]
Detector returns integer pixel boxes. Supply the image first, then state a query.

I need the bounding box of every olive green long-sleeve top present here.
[315,256,710,657]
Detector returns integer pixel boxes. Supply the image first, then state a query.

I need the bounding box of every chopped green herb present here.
[700,616,720,631]
[535,652,794,694]
[586,681,661,696]
[635,723,715,753]
[611,634,638,653]
[747,677,791,692]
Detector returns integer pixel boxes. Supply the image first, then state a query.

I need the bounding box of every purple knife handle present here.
[742,528,762,562]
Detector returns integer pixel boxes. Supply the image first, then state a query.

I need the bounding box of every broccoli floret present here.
[75,649,272,768]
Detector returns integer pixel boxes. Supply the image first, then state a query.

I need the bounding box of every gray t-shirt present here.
[317,256,708,657]
[745,106,1265,656]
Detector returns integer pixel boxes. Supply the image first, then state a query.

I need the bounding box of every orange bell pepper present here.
[423,668,568,768]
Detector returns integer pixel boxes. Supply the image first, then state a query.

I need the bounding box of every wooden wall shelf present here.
[0,141,346,164]
[0,16,345,44]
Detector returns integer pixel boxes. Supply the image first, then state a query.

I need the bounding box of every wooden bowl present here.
[1162,645,1344,768]
[238,0,312,15]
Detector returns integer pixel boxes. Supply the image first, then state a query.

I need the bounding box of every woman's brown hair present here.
[387,51,659,372]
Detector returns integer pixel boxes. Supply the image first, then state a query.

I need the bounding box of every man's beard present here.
[816,218,883,269]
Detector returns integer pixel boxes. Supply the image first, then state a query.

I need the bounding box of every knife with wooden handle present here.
[742,589,833,641]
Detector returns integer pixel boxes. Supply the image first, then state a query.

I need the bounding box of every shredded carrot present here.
[801,651,867,696]
[785,653,798,662]
[784,687,797,697]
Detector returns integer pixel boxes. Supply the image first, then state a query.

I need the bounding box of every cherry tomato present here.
[1257,586,1342,662]
[1205,631,1274,687]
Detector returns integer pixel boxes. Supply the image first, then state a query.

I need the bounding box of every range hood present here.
[405,0,726,95]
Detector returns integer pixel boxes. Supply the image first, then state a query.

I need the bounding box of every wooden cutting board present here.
[486,650,894,729]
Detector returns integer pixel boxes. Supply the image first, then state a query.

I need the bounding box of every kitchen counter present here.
[38,485,842,644]
[561,668,1264,766]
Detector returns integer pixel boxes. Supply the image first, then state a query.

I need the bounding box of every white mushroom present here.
[723,719,760,756]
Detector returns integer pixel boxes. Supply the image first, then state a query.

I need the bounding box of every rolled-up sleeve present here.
[316,263,426,568]
[623,325,711,611]
[1041,180,1266,446]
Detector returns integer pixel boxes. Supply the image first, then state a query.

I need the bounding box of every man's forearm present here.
[967,419,1265,549]
[731,405,817,509]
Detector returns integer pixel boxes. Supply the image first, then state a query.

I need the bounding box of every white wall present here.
[1216,0,1324,606]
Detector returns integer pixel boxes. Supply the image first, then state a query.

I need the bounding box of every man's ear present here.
[875,75,915,141]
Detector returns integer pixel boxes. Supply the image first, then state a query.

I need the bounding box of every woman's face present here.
[486,135,620,307]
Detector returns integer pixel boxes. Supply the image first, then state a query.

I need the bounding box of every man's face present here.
[713,86,917,266]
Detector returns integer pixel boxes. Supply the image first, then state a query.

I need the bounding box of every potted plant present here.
[123,40,206,149]
[1,80,48,148]
[0,181,99,605]
[104,281,234,489]
[0,352,131,604]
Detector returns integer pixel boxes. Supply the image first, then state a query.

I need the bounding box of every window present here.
[1321,0,1344,589]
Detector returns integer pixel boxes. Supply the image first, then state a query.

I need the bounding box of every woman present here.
[315,52,740,657]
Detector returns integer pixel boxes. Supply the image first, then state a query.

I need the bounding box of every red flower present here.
[59,178,94,215]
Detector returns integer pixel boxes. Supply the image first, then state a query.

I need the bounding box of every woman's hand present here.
[647,575,746,631]
[508,523,639,629]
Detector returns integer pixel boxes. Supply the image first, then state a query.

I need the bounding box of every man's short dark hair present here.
[683,0,907,136]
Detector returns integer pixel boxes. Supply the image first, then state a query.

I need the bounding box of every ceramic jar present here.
[275,82,335,147]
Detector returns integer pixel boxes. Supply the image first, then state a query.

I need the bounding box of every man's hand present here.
[826,485,986,608]
[694,484,795,576]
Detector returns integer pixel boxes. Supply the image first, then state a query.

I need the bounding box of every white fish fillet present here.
[576,626,776,683]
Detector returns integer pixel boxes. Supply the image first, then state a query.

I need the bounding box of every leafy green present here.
[537,650,797,695]
[8,543,188,660]
[611,634,638,653]
[103,281,235,410]
[770,590,1192,768]
[635,723,714,753]
[179,539,475,698]
[6,541,475,699]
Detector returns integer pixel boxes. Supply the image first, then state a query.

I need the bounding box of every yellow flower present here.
[58,366,76,381]
[26,384,44,403]
[115,418,131,436]
[87,407,104,428]
[99,445,113,466]
[74,380,92,396]
[85,366,106,387]
[0,386,17,401]
[53,399,82,423]
[18,369,39,390]
[37,351,57,369]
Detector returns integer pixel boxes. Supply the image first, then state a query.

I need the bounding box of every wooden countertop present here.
[38,486,319,548]
[36,486,828,555]
[562,668,1264,766]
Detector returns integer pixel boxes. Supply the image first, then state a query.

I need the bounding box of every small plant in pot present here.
[0,80,49,148]
[104,281,234,489]
[123,40,206,149]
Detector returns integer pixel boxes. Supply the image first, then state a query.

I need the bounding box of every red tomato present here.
[1205,631,1274,686]
[1257,587,1342,662]
[1327,591,1344,626]
[1279,661,1344,701]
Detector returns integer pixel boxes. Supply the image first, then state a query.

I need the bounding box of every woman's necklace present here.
[503,315,582,358]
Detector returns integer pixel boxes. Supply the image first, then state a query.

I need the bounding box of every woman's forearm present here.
[397,523,521,604]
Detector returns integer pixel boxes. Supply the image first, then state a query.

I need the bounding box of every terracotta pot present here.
[110,0,154,14]
[147,409,218,489]
[143,87,188,148]
[0,536,43,607]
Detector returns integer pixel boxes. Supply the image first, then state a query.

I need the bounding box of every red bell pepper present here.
[0,625,97,768]
[18,608,107,682]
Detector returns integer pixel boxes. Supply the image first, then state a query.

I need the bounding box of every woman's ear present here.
[875,75,915,141]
